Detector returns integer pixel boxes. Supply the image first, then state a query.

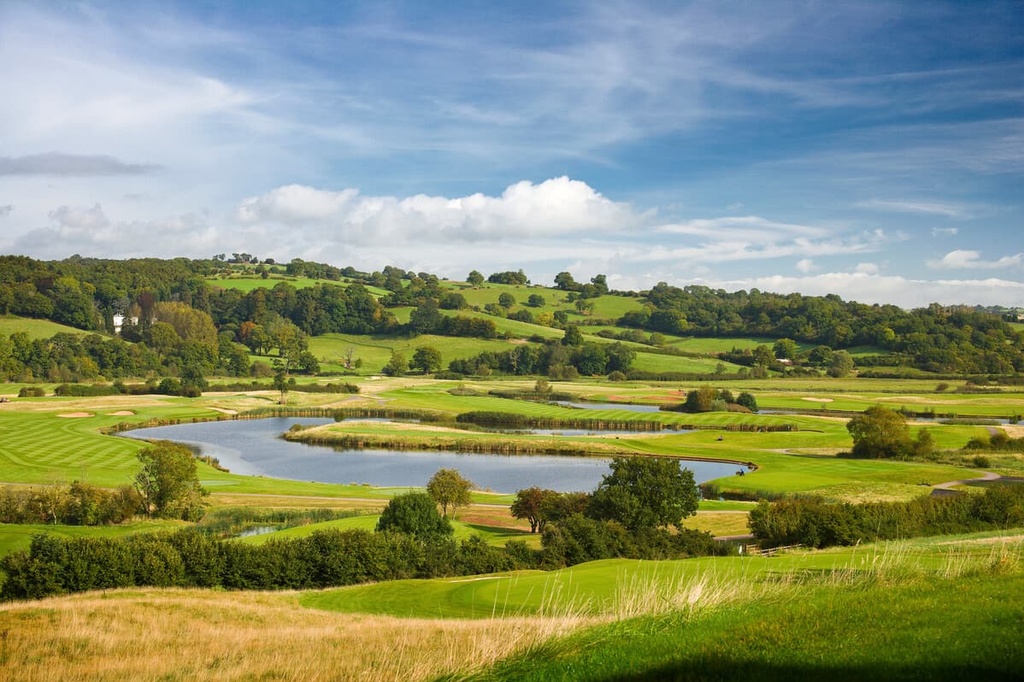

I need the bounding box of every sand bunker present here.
[57,412,92,418]
[109,410,134,416]
[801,397,834,403]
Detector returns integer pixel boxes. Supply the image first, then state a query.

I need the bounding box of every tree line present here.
[0,457,731,601]
[6,255,1024,375]
[749,485,1024,549]
[620,282,1024,374]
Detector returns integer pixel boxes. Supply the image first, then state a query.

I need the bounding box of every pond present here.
[121,417,740,493]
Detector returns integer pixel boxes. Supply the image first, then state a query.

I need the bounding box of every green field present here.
[0,519,185,557]
[301,530,1024,618]
[235,514,538,548]
[206,275,391,298]
[0,315,105,340]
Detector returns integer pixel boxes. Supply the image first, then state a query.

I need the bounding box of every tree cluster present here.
[666,387,758,413]
[0,483,141,526]
[845,406,934,460]
[509,457,724,567]
[621,282,1024,374]
[749,484,1024,549]
[0,528,522,601]
[447,338,635,378]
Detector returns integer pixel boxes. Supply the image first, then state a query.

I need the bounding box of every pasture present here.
[0,315,102,340]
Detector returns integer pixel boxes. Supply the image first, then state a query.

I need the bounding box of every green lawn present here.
[236,514,536,548]
[0,519,186,557]
[0,315,104,340]
[206,275,390,298]
[463,570,1024,681]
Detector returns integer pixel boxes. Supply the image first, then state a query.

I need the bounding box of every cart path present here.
[931,469,1001,491]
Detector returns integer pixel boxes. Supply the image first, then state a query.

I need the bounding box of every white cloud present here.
[927,249,1023,270]
[795,258,817,273]
[857,198,969,218]
[713,272,1024,308]
[854,262,880,275]
[657,215,827,241]
[931,227,958,237]
[236,177,646,245]
[48,204,111,233]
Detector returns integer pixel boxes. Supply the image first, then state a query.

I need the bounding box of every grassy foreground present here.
[1,532,1020,681]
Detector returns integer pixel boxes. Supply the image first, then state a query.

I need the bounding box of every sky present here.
[1,0,1022,309]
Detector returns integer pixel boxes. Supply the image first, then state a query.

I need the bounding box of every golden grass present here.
[0,589,597,682]
[682,511,751,537]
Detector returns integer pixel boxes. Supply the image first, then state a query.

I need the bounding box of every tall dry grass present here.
[0,589,595,682]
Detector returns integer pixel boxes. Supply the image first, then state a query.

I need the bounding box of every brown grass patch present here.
[0,589,595,682]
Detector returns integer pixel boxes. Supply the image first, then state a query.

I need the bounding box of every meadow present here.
[0,531,1020,681]
[0,315,101,340]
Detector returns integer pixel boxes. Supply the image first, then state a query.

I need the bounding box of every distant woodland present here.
[2,253,1023,385]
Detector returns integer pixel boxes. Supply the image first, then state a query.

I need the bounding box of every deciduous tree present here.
[587,457,698,532]
[133,441,207,521]
[376,492,452,540]
[426,468,473,518]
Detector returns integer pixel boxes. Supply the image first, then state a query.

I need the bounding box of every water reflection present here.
[121,417,737,493]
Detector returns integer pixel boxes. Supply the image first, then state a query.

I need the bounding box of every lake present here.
[121,417,740,493]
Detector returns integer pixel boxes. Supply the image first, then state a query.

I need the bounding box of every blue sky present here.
[1,0,1022,307]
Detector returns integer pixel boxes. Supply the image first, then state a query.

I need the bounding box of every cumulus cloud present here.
[854,262,880,275]
[10,205,218,260]
[0,153,159,176]
[927,249,1023,270]
[795,258,817,273]
[236,177,646,245]
[48,204,112,233]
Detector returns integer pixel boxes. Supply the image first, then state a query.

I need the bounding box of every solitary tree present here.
[426,468,473,518]
[498,292,516,309]
[587,457,699,532]
[563,324,584,347]
[467,270,485,286]
[511,486,558,533]
[376,492,452,540]
[828,350,855,378]
[382,351,408,377]
[272,369,289,403]
[134,441,207,521]
[412,346,443,374]
[846,406,911,459]
[736,391,759,412]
